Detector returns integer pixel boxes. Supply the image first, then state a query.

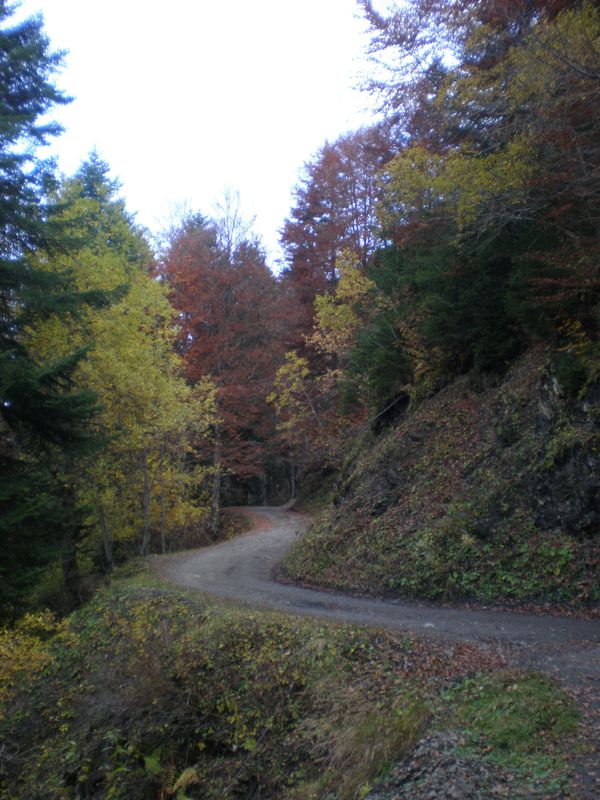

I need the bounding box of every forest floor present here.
[154,506,600,798]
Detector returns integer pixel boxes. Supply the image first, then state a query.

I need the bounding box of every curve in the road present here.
[154,506,600,798]
[154,507,599,652]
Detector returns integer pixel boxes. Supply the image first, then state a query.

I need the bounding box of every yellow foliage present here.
[381,137,537,234]
[558,320,590,355]
[268,352,314,442]
[378,146,444,230]
[172,767,200,793]
[441,138,537,229]
[487,1,600,111]
[380,1,600,239]
[0,612,60,718]
[309,250,375,359]
[25,190,218,557]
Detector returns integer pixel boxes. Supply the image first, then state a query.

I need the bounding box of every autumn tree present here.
[161,210,288,529]
[269,252,379,488]
[353,0,600,387]
[28,155,217,591]
[272,0,600,448]
[267,352,322,497]
[280,125,392,336]
[358,0,575,127]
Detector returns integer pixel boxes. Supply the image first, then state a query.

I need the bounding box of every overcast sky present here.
[18,0,381,267]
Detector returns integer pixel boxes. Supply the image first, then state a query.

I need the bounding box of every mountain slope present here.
[284,347,599,606]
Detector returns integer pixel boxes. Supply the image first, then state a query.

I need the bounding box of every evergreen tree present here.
[0,2,102,618]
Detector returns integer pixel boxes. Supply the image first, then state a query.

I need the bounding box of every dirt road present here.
[155,506,600,796]
[155,507,598,654]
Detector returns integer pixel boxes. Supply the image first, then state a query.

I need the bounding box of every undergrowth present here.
[283,349,600,607]
[0,582,581,799]
[446,670,580,793]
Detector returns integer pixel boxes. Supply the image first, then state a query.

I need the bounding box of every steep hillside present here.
[284,347,600,606]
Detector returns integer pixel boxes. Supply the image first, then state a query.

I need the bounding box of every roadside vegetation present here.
[2,0,598,620]
[283,348,600,608]
[0,1,597,796]
[0,579,581,800]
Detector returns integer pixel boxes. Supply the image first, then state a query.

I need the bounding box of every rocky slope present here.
[284,347,600,606]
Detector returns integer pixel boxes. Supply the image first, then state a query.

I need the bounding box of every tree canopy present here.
[3,0,600,617]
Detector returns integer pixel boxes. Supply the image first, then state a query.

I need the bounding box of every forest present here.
[1,1,599,798]
[2,0,599,619]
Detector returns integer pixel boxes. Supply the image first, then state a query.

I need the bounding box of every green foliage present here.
[553,352,587,399]
[391,522,582,604]
[338,227,537,421]
[334,0,600,423]
[341,247,414,414]
[448,671,579,784]
[0,3,108,619]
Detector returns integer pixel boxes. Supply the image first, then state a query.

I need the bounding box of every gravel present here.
[366,731,569,800]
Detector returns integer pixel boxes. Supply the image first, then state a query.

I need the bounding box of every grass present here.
[0,579,583,800]
[445,670,580,791]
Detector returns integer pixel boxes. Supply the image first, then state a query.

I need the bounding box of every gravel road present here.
[154,507,598,651]
[154,506,600,797]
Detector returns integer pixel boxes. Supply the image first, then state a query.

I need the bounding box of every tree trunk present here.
[289,447,297,500]
[61,532,81,608]
[140,453,152,555]
[61,478,82,609]
[260,471,267,506]
[98,502,113,571]
[158,443,167,554]
[210,427,222,540]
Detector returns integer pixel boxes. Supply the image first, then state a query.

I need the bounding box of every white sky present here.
[18,0,380,268]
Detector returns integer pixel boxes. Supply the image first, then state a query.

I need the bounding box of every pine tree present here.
[0,3,102,618]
